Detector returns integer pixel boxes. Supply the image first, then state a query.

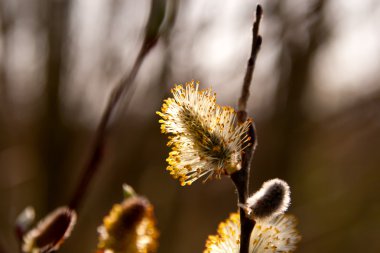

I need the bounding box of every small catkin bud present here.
[246,178,290,220]
[97,195,159,253]
[22,207,77,253]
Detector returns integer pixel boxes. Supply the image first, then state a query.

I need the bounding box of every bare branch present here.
[230,122,257,253]
[69,0,166,210]
[238,5,263,123]
[232,4,263,253]
[68,46,147,210]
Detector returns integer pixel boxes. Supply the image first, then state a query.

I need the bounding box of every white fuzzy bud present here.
[246,178,290,220]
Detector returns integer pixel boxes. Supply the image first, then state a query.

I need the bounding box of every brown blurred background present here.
[1,0,380,252]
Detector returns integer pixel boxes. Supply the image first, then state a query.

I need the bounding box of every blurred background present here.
[1,0,380,252]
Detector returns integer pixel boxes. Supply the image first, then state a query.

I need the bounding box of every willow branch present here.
[230,122,257,253]
[238,5,263,123]
[232,5,263,253]
[69,45,148,210]
[69,0,165,210]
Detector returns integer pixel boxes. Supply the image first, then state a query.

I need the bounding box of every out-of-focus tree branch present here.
[38,0,72,208]
[265,0,328,179]
[69,0,167,211]
[0,0,13,148]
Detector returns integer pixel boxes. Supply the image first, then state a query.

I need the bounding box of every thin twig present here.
[69,46,146,210]
[232,4,263,253]
[238,5,263,123]
[69,5,164,210]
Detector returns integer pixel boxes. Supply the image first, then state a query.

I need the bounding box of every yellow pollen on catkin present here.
[203,213,301,253]
[157,81,251,186]
[97,197,159,253]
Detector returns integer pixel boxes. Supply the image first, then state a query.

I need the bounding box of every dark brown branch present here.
[238,5,263,123]
[69,0,165,210]
[231,122,257,253]
[69,43,156,210]
[232,4,263,253]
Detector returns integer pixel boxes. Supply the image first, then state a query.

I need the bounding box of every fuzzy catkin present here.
[246,178,290,220]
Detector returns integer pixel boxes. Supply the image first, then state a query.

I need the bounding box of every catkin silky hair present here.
[246,178,290,220]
